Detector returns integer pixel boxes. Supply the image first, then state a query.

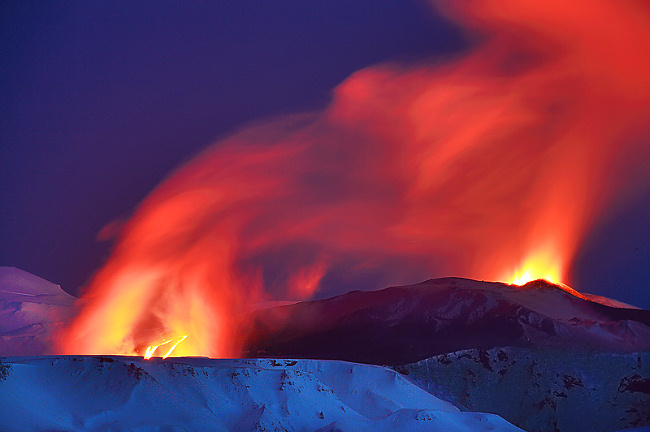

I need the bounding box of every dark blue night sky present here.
[2,1,649,308]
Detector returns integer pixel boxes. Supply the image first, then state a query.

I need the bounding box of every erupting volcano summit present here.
[52,0,650,360]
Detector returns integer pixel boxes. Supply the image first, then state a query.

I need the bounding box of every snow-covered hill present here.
[397,347,650,432]
[0,267,76,355]
[0,355,524,432]
[244,278,650,365]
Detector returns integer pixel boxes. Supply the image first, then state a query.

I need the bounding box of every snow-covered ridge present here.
[0,267,76,355]
[0,266,75,301]
[0,355,524,432]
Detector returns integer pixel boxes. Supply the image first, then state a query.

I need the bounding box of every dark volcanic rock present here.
[397,347,650,432]
[243,278,650,366]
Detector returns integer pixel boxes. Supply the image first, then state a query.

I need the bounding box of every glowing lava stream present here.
[143,335,188,360]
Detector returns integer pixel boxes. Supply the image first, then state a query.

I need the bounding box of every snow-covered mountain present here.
[0,267,76,355]
[0,355,524,432]
[397,347,650,432]
[241,278,650,430]
[244,278,650,365]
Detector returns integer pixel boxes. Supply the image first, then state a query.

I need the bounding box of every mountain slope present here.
[0,356,524,432]
[244,278,650,365]
[0,267,76,355]
[397,347,650,432]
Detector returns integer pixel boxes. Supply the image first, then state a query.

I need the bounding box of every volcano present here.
[244,277,650,366]
[242,278,650,432]
[2,269,649,431]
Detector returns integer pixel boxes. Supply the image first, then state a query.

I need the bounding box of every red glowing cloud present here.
[62,0,650,357]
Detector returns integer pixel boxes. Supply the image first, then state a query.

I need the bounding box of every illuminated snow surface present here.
[0,356,524,432]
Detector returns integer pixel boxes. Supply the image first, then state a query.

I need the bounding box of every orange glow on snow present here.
[61,0,650,357]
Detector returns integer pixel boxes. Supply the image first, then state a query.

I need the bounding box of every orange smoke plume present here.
[61,0,650,357]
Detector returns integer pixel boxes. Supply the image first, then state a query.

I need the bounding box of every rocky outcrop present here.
[397,347,650,432]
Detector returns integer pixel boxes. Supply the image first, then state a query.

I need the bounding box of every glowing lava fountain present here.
[61,0,650,358]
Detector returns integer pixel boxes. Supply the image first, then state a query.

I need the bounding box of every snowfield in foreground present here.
[0,356,523,432]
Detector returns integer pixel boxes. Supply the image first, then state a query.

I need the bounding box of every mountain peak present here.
[0,267,75,300]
